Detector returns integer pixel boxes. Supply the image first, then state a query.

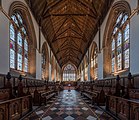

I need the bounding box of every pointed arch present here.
[9,1,37,77]
[62,63,77,81]
[9,1,37,48]
[41,42,49,80]
[103,1,131,77]
[62,62,77,71]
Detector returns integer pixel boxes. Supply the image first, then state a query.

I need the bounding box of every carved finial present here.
[6,72,11,80]
[116,75,120,81]
[128,72,132,80]
[18,75,22,81]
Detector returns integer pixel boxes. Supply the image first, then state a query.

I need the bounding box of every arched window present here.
[10,12,28,72]
[111,13,129,73]
[84,56,88,80]
[41,47,46,79]
[63,64,76,81]
[91,45,98,79]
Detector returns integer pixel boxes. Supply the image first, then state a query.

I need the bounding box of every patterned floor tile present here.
[79,102,84,105]
[75,111,82,116]
[66,107,73,110]
[56,111,64,115]
[59,107,65,110]
[50,107,57,111]
[73,107,80,110]
[86,115,97,120]
[75,116,86,120]
[55,102,60,105]
[65,111,73,115]
[36,110,44,115]
[82,107,89,111]
[24,90,115,120]
[95,109,103,115]
[100,106,106,109]
[64,115,74,120]
[42,116,52,120]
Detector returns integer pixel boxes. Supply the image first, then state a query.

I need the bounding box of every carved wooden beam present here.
[76,0,97,16]
[56,46,82,54]
[71,28,87,42]
[43,13,96,19]
[42,0,62,17]
[52,36,82,43]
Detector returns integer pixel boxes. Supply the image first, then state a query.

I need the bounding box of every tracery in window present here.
[10,12,29,72]
[63,64,76,81]
[111,14,129,73]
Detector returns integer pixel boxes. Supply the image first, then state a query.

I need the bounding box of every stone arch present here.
[9,1,37,77]
[90,42,98,62]
[103,1,131,77]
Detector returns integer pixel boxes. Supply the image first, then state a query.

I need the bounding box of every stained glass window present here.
[17,13,23,24]
[124,22,130,68]
[22,27,26,35]
[111,13,129,73]
[10,12,29,72]
[63,64,76,81]
[11,15,19,26]
[116,13,123,24]
[111,39,115,72]
[91,46,98,79]
[24,39,28,72]
[41,47,46,79]
[10,24,15,69]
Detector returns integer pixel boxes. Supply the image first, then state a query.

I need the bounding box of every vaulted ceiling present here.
[26,0,113,68]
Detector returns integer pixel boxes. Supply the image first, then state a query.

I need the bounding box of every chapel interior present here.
[0,0,139,120]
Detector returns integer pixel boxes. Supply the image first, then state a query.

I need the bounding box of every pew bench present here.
[40,90,57,105]
[81,90,105,105]
[81,90,98,104]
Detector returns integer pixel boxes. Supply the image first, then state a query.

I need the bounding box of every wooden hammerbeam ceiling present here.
[26,0,114,68]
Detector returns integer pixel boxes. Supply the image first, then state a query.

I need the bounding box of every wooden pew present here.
[0,95,32,120]
[81,89,105,105]
[41,90,57,105]
[0,89,10,101]
[106,95,139,120]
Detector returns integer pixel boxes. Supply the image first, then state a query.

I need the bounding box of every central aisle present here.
[25,90,114,120]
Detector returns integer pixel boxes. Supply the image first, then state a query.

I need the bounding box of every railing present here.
[0,73,45,89]
[0,95,32,120]
[106,95,139,120]
[79,73,139,89]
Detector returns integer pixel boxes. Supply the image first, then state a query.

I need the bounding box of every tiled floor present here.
[24,90,114,120]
